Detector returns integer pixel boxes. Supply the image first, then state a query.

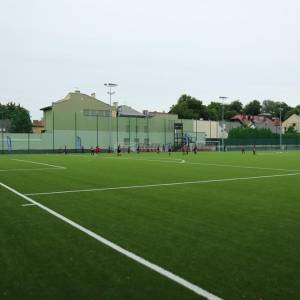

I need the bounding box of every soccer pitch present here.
[1,151,300,299]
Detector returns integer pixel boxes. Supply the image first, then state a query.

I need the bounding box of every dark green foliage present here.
[261,100,291,119]
[285,105,300,120]
[285,125,298,134]
[243,100,261,115]
[170,95,299,122]
[169,94,206,119]
[228,127,278,139]
[0,102,32,133]
[206,102,222,120]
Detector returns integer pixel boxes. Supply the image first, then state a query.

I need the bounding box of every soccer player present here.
[186,144,189,155]
[193,144,197,154]
[90,146,95,155]
[117,144,121,156]
[253,144,256,155]
[168,145,172,156]
[241,145,245,154]
[156,146,160,154]
[137,145,140,154]
[181,144,185,155]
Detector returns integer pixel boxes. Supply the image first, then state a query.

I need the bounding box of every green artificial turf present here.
[1,151,300,299]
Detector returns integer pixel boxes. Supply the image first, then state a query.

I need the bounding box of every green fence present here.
[1,114,205,153]
[225,138,300,151]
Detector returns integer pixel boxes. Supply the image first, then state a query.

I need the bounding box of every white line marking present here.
[184,161,300,172]
[77,155,300,173]
[24,172,300,196]
[73,155,184,164]
[0,181,222,300]
[11,159,66,169]
[0,168,65,172]
[22,203,36,207]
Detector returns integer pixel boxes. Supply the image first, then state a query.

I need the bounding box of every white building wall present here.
[193,120,228,139]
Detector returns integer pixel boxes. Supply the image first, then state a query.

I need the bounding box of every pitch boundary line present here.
[25,172,300,196]
[0,167,66,172]
[184,161,300,172]
[0,181,222,300]
[11,159,66,169]
[72,154,300,172]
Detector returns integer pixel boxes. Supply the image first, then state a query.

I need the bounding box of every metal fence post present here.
[116,115,119,146]
[96,115,99,147]
[28,132,30,153]
[75,112,77,152]
[52,111,55,153]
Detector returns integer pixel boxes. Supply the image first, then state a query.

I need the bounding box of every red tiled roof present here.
[32,120,44,127]
[231,114,279,125]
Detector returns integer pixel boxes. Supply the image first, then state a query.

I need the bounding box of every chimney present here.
[91,92,96,98]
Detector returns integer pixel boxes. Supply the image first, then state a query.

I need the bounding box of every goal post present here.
[194,140,221,152]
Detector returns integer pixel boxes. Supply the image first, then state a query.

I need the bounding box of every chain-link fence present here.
[1,113,206,153]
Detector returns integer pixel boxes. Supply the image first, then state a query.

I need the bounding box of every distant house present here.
[230,114,280,133]
[118,105,144,117]
[32,120,44,133]
[282,114,300,133]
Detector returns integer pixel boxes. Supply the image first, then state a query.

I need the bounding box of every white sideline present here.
[11,159,66,169]
[78,155,300,172]
[25,172,300,196]
[0,182,222,300]
[184,161,300,173]
[0,168,65,172]
[22,203,36,207]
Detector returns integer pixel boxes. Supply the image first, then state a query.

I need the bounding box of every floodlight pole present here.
[104,83,118,152]
[219,96,228,152]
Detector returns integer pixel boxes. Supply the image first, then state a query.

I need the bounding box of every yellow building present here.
[282,114,300,133]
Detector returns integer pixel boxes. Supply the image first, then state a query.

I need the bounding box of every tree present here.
[228,100,243,114]
[261,100,291,120]
[169,94,206,119]
[224,100,243,119]
[0,102,32,133]
[243,100,261,115]
[206,102,222,120]
[285,125,298,134]
[285,105,300,120]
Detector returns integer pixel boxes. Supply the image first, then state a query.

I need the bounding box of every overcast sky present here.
[1,0,300,119]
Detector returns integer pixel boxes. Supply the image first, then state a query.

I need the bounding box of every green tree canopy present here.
[285,105,300,120]
[169,94,206,119]
[0,102,32,133]
[261,100,291,119]
[243,100,261,115]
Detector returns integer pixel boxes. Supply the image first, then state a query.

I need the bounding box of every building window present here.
[83,110,111,117]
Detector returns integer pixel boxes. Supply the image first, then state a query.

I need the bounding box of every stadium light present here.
[104,83,118,152]
[219,96,228,152]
